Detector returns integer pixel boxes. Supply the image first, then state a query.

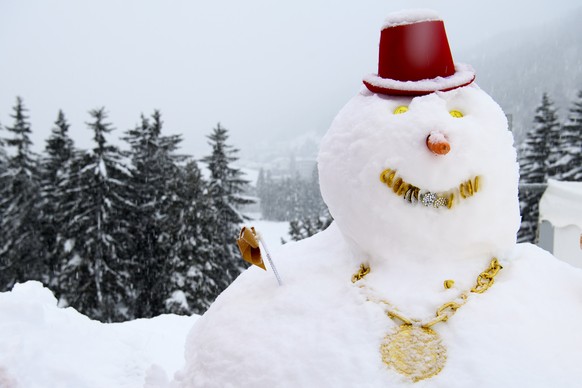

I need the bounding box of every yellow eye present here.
[393,106,409,114]
[449,110,464,118]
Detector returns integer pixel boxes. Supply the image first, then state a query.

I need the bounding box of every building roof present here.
[539,179,582,230]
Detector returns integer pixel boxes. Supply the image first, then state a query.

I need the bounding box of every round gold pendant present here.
[380,324,447,382]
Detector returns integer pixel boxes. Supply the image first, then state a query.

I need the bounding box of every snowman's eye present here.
[449,110,464,118]
[393,106,409,115]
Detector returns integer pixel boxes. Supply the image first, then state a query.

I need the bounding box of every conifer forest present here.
[0,97,253,322]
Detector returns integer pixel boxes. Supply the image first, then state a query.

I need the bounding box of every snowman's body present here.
[170,232,582,388]
[172,10,582,388]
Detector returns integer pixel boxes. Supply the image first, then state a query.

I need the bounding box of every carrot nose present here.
[426,132,450,155]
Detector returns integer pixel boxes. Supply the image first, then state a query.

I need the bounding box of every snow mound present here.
[0,281,197,388]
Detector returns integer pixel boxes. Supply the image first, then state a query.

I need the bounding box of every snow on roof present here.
[539,179,582,229]
[381,9,441,30]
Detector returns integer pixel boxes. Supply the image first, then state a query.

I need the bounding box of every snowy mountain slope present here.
[460,8,582,143]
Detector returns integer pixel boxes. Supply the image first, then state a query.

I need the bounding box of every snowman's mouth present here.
[379,168,481,209]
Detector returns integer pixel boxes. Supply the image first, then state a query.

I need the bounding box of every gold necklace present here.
[351,258,502,382]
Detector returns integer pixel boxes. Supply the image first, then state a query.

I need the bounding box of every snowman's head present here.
[318,84,520,260]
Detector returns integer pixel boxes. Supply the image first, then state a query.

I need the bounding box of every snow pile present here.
[0,281,197,388]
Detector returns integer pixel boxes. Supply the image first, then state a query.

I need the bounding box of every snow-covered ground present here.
[0,281,196,388]
[245,214,291,246]
[0,219,290,388]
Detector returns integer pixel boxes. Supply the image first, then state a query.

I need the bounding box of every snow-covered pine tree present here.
[520,93,560,183]
[517,93,560,243]
[0,121,6,210]
[0,121,6,282]
[201,123,252,293]
[166,160,220,315]
[288,213,333,242]
[57,108,134,322]
[39,110,76,287]
[0,97,43,290]
[123,111,187,318]
[557,90,582,181]
[0,121,6,171]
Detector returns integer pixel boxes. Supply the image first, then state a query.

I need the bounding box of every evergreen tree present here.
[57,108,134,322]
[0,97,42,290]
[201,123,252,293]
[0,121,7,216]
[517,93,560,243]
[0,121,6,171]
[539,95,562,180]
[166,161,220,315]
[558,90,582,181]
[519,93,560,183]
[124,111,186,318]
[39,110,76,287]
[0,127,5,264]
[287,210,334,242]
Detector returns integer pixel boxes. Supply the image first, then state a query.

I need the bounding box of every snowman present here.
[170,9,582,388]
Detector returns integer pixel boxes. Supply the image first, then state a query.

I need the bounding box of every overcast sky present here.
[1,0,580,160]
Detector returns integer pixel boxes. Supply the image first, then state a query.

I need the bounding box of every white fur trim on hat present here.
[363,63,475,94]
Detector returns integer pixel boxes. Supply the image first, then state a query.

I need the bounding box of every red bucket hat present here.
[363,9,475,96]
